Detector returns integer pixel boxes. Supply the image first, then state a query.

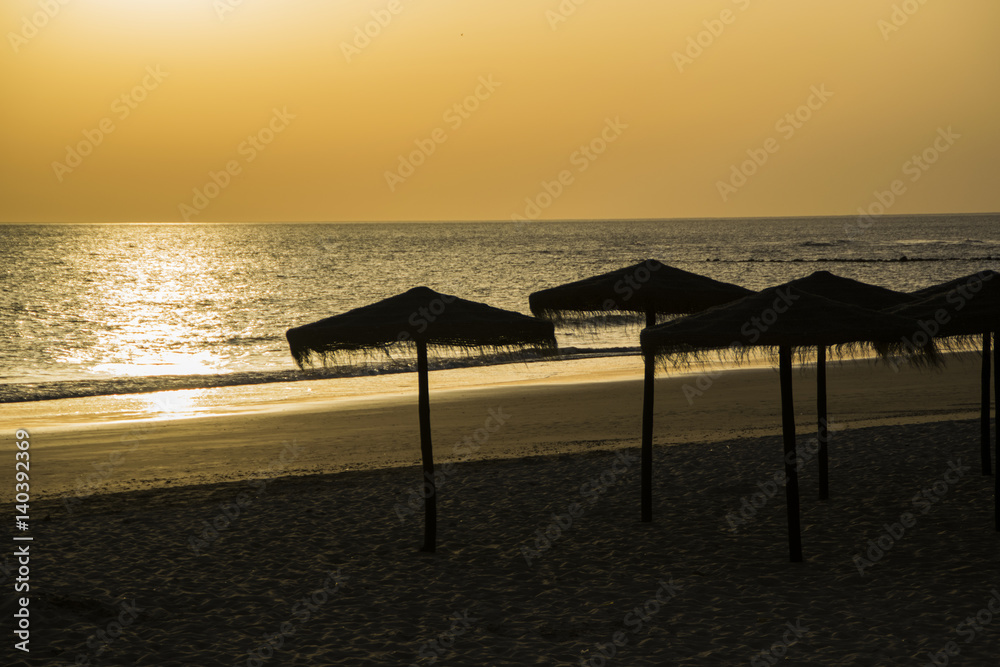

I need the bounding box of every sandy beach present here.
[4,353,999,665]
[7,0,999,663]
[3,352,987,500]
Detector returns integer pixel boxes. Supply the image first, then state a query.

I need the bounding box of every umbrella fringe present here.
[290,340,559,370]
[532,309,648,327]
[931,333,992,354]
[649,340,940,372]
[531,310,692,332]
[286,286,558,370]
[531,307,689,324]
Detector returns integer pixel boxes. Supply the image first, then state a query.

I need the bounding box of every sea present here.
[1,215,997,402]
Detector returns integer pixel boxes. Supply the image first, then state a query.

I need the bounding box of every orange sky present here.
[1,0,998,222]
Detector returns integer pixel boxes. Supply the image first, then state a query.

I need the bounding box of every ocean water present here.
[1,216,997,399]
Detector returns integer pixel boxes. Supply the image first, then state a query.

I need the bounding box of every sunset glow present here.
[2,0,998,222]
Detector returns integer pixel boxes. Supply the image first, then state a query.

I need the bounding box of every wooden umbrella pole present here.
[640,309,656,523]
[817,345,829,500]
[416,340,437,552]
[779,345,803,563]
[982,332,992,476]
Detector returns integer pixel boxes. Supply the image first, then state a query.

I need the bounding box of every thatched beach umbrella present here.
[641,286,933,562]
[286,286,557,552]
[528,260,754,323]
[905,271,1000,478]
[772,271,918,500]
[891,272,1000,529]
[529,259,753,522]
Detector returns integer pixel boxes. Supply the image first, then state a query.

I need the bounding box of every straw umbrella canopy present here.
[902,271,1000,479]
[529,259,754,323]
[772,271,918,500]
[286,286,557,552]
[891,271,1000,529]
[529,259,753,522]
[641,286,934,562]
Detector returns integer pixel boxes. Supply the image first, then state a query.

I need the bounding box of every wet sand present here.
[2,352,987,499]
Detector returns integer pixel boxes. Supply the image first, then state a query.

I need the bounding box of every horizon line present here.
[2,211,998,225]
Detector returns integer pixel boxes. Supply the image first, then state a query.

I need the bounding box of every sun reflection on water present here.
[143,389,207,420]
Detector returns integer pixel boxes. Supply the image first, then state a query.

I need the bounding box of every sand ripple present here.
[24,418,1000,665]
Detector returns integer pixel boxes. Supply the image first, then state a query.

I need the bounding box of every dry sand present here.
[3,353,999,665]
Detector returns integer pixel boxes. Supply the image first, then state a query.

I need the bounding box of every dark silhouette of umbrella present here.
[529,259,753,522]
[773,271,918,500]
[529,259,754,322]
[641,286,934,562]
[286,286,557,552]
[891,271,1000,529]
[903,271,1000,479]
